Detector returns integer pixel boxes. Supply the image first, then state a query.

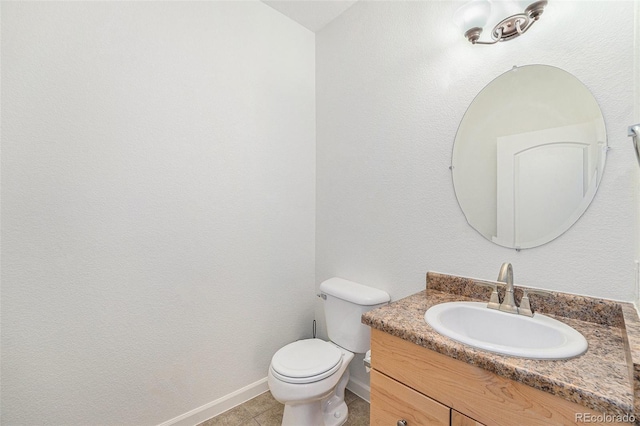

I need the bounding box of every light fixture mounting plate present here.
[492,14,530,41]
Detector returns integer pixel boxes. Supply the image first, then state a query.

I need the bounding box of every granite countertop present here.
[361,272,639,418]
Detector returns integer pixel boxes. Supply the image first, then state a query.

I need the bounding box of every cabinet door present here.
[451,410,485,426]
[370,369,450,426]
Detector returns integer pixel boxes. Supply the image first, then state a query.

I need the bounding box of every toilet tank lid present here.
[319,277,390,306]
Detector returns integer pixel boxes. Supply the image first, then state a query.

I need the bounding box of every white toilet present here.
[268,277,390,426]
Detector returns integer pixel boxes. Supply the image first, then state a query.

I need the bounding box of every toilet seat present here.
[270,339,343,384]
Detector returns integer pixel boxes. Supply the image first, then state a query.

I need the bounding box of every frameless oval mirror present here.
[452,65,607,249]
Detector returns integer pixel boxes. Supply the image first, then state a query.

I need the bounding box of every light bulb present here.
[453,0,492,32]
[518,0,537,11]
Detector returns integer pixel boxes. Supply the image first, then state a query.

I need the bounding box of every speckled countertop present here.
[361,272,639,418]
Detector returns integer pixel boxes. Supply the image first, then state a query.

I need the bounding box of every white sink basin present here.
[424,302,588,360]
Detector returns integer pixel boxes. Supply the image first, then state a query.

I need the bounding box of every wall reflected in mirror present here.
[452,65,607,249]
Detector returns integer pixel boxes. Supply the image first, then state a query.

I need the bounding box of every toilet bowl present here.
[268,278,389,426]
[268,339,355,426]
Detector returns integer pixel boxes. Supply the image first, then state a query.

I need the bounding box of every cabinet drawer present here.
[451,410,485,426]
[371,369,450,426]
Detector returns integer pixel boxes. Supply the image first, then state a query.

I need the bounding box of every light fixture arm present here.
[475,29,501,45]
[465,27,499,45]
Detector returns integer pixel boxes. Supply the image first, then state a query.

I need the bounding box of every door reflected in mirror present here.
[452,65,607,249]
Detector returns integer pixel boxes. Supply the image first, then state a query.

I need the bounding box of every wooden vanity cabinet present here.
[370,329,604,426]
[370,368,484,426]
[370,369,450,425]
[451,410,485,426]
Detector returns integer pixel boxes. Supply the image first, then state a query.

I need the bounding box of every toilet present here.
[268,277,390,426]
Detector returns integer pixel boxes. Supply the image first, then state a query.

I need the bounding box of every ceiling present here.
[261,0,358,32]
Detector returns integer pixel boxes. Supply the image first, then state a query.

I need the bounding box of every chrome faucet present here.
[518,288,552,317]
[497,262,519,314]
[473,263,553,316]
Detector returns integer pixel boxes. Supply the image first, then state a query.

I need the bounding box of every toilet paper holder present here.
[363,350,371,371]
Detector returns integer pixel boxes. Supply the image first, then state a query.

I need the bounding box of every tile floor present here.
[197,389,369,426]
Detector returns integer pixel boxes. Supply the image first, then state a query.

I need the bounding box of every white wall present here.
[316,0,637,386]
[635,0,640,308]
[1,2,315,425]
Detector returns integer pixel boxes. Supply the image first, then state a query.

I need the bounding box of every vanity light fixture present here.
[454,0,548,45]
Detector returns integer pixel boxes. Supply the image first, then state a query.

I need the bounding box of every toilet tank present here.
[319,277,390,353]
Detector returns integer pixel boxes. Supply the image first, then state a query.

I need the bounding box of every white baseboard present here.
[157,377,269,426]
[346,377,370,403]
[158,375,368,426]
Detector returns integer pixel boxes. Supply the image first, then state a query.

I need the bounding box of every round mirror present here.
[452,65,607,249]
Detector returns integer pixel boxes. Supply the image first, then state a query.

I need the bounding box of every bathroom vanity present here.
[362,272,640,425]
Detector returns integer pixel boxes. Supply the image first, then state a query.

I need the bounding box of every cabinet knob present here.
[397,420,408,426]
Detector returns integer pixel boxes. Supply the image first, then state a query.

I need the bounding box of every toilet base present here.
[281,369,350,426]
[320,368,350,426]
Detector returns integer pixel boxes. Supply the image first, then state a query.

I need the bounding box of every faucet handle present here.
[519,288,552,317]
[473,281,501,310]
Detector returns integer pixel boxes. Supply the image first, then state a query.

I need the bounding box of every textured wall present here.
[1,2,315,424]
[635,0,640,308]
[316,0,637,386]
